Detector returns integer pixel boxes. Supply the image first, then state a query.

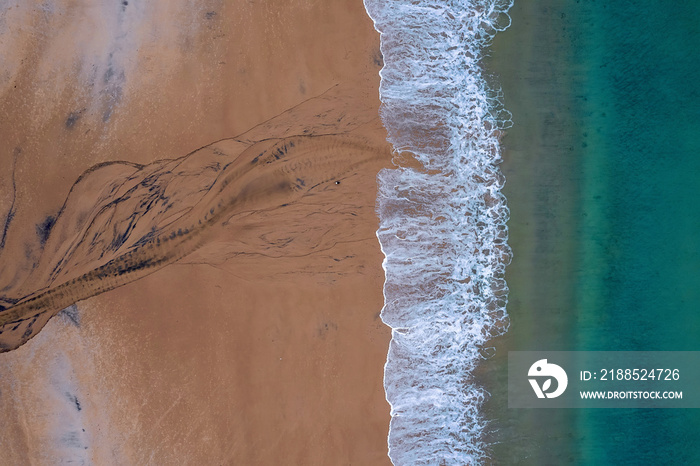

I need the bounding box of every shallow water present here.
[484,0,700,463]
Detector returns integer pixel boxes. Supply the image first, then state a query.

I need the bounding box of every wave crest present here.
[364,0,513,463]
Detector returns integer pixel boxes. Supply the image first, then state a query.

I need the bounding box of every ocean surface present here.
[369,0,700,464]
[485,0,700,463]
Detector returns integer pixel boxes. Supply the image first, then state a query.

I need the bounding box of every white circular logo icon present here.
[528,359,568,399]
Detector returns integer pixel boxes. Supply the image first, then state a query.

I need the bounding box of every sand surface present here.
[0,0,392,463]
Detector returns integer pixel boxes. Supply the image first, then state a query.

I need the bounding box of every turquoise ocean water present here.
[485,0,700,463]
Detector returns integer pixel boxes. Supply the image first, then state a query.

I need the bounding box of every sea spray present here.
[363,0,513,463]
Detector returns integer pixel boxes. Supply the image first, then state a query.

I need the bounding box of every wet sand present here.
[0,1,392,463]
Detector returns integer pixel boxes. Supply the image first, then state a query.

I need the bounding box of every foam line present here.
[364,0,513,463]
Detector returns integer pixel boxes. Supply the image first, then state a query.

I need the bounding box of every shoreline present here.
[365,0,513,462]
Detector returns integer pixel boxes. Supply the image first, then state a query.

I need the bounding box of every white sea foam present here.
[363,0,513,463]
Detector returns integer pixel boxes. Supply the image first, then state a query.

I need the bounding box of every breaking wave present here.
[363,0,513,463]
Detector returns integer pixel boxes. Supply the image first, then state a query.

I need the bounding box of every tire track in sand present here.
[0,133,389,351]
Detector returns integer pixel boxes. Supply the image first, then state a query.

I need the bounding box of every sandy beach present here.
[0,1,393,463]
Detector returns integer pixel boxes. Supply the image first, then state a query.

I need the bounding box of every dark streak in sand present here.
[373,48,384,67]
[66,392,82,412]
[36,215,56,247]
[65,110,84,128]
[58,304,80,327]
[60,430,84,449]
[0,149,20,250]
[0,115,387,352]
